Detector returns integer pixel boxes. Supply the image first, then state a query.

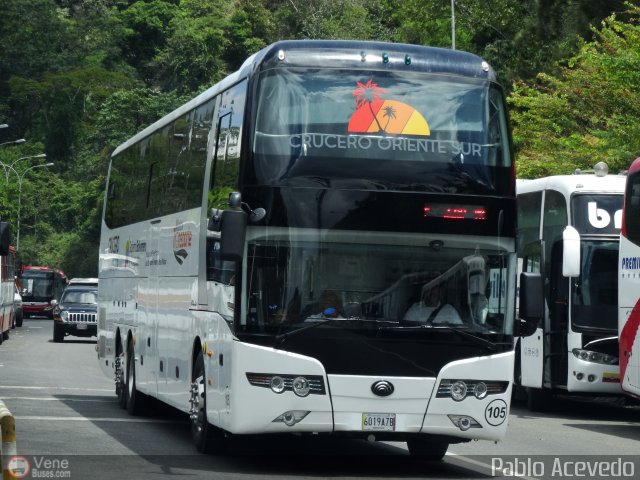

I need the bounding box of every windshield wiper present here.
[275,319,345,346]
[401,323,498,351]
[274,318,398,346]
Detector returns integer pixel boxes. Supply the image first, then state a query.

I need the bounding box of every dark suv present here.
[53,286,97,342]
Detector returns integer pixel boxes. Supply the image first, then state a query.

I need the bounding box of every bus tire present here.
[191,353,228,454]
[526,387,551,412]
[116,350,127,409]
[125,341,148,415]
[53,323,64,343]
[407,437,449,461]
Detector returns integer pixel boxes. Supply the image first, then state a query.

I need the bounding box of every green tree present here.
[152,0,233,92]
[267,0,395,42]
[223,0,274,71]
[114,0,179,83]
[510,6,640,177]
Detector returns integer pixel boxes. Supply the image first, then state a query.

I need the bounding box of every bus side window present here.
[210,80,247,211]
[626,172,640,245]
[206,238,235,284]
[542,190,567,306]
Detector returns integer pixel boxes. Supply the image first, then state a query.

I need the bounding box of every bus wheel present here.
[190,353,228,454]
[116,351,127,409]
[125,341,147,415]
[407,437,449,461]
[526,387,551,412]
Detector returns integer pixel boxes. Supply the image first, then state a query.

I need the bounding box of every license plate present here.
[76,324,88,330]
[362,413,396,431]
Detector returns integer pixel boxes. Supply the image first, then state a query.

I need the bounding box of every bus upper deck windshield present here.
[251,69,511,192]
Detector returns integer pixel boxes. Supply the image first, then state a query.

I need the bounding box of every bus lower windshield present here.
[571,239,618,333]
[241,228,511,338]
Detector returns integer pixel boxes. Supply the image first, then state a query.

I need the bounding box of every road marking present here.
[0,397,113,402]
[0,385,112,392]
[14,416,179,423]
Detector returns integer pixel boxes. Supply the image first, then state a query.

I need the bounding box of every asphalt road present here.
[2,317,640,479]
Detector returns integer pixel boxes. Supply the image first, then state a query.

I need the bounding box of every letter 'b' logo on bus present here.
[588,201,621,230]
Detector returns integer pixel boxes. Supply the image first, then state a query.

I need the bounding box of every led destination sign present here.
[423,204,487,221]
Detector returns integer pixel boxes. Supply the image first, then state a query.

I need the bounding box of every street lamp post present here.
[16,162,54,251]
[2,153,47,183]
[0,161,54,251]
[0,138,26,147]
[451,0,456,50]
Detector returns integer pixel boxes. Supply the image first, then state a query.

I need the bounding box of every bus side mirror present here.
[516,271,542,337]
[219,208,247,261]
[562,226,580,277]
[0,222,10,256]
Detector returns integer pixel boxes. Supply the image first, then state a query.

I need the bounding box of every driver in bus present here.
[404,285,463,325]
[305,290,345,321]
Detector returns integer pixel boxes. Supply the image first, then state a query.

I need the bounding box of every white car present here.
[13,284,23,328]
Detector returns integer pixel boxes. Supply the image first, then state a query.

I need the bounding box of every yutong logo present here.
[371,380,394,397]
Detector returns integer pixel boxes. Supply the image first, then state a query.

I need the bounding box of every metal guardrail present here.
[0,400,17,480]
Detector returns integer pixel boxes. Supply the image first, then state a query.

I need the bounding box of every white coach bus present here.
[516,163,624,410]
[98,40,531,459]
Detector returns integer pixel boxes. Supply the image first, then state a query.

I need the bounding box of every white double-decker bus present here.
[98,40,529,459]
[516,163,624,410]
[619,157,640,398]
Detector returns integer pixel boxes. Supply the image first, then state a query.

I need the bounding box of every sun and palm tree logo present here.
[348,80,430,136]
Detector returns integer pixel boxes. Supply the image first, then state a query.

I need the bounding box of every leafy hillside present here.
[0,0,637,274]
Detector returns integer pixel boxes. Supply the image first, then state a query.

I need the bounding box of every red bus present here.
[18,266,68,319]
[619,157,640,398]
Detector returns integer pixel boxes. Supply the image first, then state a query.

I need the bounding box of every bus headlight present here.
[474,382,488,399]
[270,376,285,394]
[572,349,618,365]
[292,376,310,397]
[437,379,509,400]
[450,381,468,401]
[246,373,326,395]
